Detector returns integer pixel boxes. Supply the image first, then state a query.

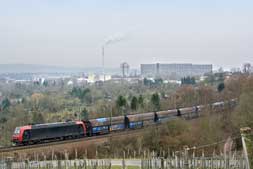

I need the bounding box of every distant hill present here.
[0,64,121,74]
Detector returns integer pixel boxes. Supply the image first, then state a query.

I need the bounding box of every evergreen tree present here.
[155,78,163,85]
[151,93,160,111]
[1,98,10,111]
[138,95,144,108]
[81,107,89,120]
[70,87,91,103]
[130,96,138,111]
[116,95,127,107]
[116,95,127,115]
[217,82,225,92]
[181,76,196,85]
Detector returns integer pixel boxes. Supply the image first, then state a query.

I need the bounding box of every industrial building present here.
[141,63,212,79]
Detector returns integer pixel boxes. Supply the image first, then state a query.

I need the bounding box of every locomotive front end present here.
[11,127,22,145]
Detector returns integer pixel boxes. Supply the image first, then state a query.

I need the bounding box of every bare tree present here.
[242,63,251,74]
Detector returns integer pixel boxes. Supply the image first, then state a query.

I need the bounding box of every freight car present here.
[179,107,199,119]
[110,116,127,131]
[127,112,157,128]
[156,109,178,122]
[87,117,111,135]
[85,116,129,135]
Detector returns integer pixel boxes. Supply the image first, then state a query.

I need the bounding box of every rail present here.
[0,99,236,154]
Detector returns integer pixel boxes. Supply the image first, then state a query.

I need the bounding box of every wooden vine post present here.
[241,127,253,169]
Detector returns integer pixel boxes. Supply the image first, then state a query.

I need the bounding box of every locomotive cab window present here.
[14,127,20,135]
[23,130,30,140]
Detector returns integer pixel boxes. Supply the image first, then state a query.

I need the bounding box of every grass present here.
[112,166,140,169]
[29,166,140,169]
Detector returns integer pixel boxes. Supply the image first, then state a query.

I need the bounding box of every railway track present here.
[0,100,237,155]
[0,125,155,154]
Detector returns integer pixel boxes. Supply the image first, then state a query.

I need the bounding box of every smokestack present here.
[101,32,126,82]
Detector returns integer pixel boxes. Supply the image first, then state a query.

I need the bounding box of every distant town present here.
[0,63,251,87]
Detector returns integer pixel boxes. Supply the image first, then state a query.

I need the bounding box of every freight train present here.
[11,99,237,146]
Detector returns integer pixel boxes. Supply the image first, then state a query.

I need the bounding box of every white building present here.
[85,74,112,83]
[141,63,212,79]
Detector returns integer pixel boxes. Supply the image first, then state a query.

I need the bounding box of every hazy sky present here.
[0,0,252,69]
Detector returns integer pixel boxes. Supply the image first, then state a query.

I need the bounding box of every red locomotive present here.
[12,121,86,145]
